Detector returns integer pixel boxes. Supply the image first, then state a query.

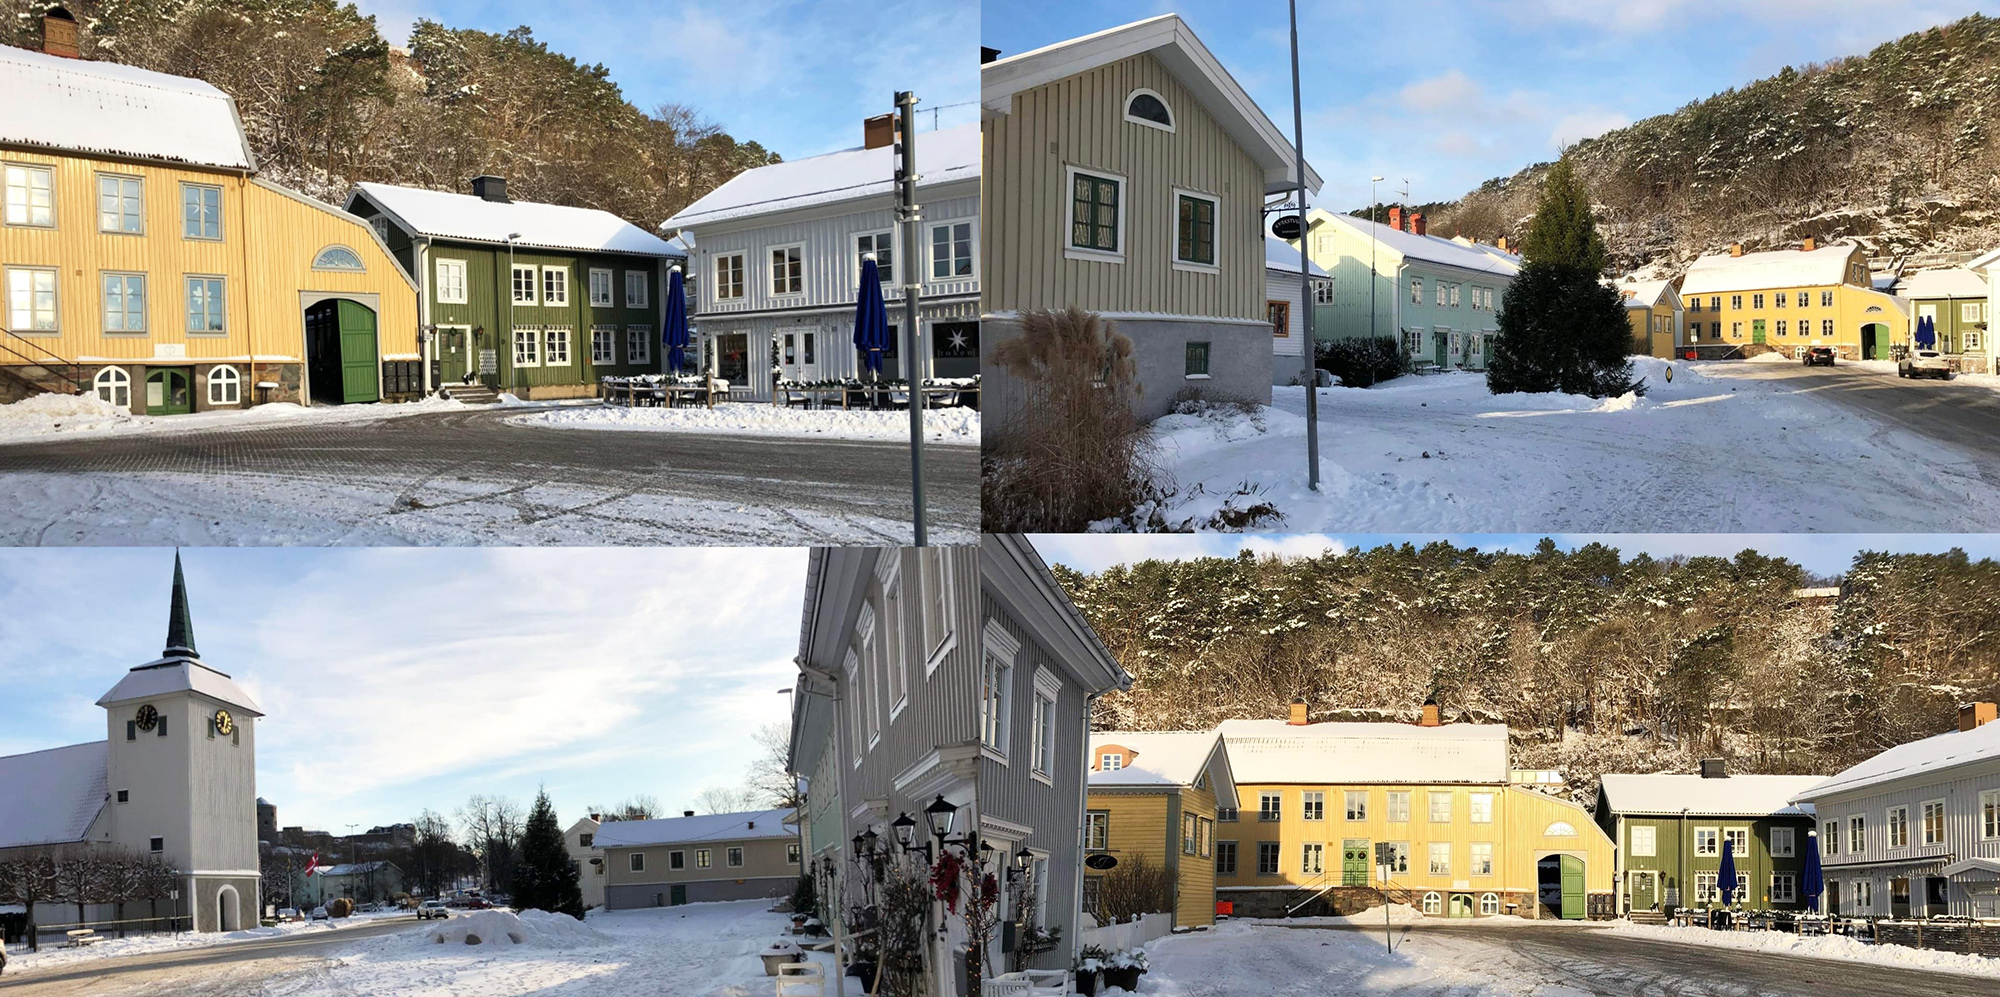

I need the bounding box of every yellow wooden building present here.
[1679,241,1906,360]
[1084,730,1236,928]
[1209,700,1615,920]
[1615,278,1680,358]
[0,30,417,414]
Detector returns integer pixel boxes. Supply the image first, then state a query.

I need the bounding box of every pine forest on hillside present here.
[5,0,781,228]
[1052,541,2000,809]
[1428,14,2000,274]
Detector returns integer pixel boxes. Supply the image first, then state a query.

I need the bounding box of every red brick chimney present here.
[42,7,80,58]
[1802,237,1816,252]
[1411,212,1428,237]
[1496,236,1509,253]
[1288,697,1309,726]
[1419,694,1441,727]
[1961,701,1997,732]
[863,114,896,151]
[1386,206,1403,232]
[1729,243,1744,258]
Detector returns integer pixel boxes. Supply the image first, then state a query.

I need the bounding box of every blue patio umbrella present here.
[1802,829,1825,913]
[1915,314,1937,349]
[663,267,690,374]
[853,254,889,377]
[1718,837,1738,907]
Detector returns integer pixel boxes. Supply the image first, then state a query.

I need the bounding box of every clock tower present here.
[96,553,263,932]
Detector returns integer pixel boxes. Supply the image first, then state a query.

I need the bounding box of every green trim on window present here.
[1185,340,1211,376]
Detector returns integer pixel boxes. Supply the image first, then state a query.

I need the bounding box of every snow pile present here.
[1256,903,1434,927]
[509,402,980,443]
[0,394,467,446]
[426,909,532,947]
[0,392,132,441]
[517,908,615,948]
[1606,921,2000,979]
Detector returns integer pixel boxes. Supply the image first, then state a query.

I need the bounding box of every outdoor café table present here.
[661,383,715,409]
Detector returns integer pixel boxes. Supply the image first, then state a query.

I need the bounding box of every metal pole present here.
[1370,177,1382,343]
[895,90,928,545]
[1289,0,1319,491]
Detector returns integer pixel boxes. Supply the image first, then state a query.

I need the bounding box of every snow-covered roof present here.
[1968,247,2000,272]
[1797,720,2000,802]
[96,659,262,715]
[1217,720,1509,785]
[0,741,107,849]
[1265,236,1329,277]
[1891,268,1989,300]
[1617,279,1677,309]
[1598,773,1822,818]
[1310,212,1521,278]
[1089,731,1235,800]
[665,124,980,230]
[591,808,797,848]
[1680,243,1862,295]
[983,16,1319,196]
[0,44,254,171]
[350,183,683,258]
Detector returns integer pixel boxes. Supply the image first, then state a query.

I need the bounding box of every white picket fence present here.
[1077,912,1172,952]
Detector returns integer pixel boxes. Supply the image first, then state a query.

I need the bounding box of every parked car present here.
[309,906,329,921]
[464,897,492,910]
[1899,349,1952,379]
[276,908,302,923]
[1803,346,1838,366]
[417,900,451,921]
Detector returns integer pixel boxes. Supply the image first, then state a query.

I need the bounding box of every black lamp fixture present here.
[1013,846,1034,872]
[924,794,958,839]
[891,811,918,848]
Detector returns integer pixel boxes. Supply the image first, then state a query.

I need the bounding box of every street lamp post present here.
[1288,0,1319,491]
[1370,176,1384,343]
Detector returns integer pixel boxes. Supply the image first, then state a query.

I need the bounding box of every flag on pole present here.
[304,852,321,877]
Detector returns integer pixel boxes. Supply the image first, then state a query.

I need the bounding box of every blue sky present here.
[351,0,979,159]
[982,0,1988,213]
[1029,533,2000,578]
[0,548,806,834]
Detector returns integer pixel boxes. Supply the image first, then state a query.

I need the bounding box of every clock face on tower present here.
[134,704,158,731]
[213,709,234,736]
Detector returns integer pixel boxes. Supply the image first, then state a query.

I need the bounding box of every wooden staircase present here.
[440,383,501,405]
[1627,910,1668,926]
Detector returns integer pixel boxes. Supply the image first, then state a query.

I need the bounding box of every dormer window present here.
[1125,89,1174,132]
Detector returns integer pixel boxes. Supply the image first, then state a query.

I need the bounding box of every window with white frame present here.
[1469,793,1493,823]
[544,326,571,366]
[880,558,907,714]
[1428,792,1451,823]
[93,366,130,408]
[1821,319,1834,337]
[1886,806,1909,848]
[1068,168,1124,256]
[6,267,58,331]
[1030,686,1055,778]
[1181,815,1198,855]
[857,604,881,746]
[1172,192,1216,268]
[1770,826,1794,857]
[1848,815,1865,853]
[1258,792,1281,822]
[542,266,569,306]
[1301,842,1324,875]
[1085,811,1109,850]
[1922,800,1946,845]
[185,276,224,333]
[436,259,468,304]
[629,853,644,872]
[713,254,744,301]
[206,364,239,405]
[1730,295,1743,310]
[932,221,976,278]
[696,849,710,868]
[856,232,893,278]
[1723,828,1749,858]
[1313,280,1334,305]
[1428,842,1451,876]
[1771,873,1796,903]
[1469,841,1493,876]
[923,551,955,668]
[1969,330,1984,351]
[1694,828,1719,856]
[1301,791,1324,821]
[513,326,540,366]
[1411,277,1422,303]
[1386,792,1410,823]
[1449,284,1461,307]
[1753,293,1765,309]
[1854,878,1873,910]
[1694,872,1718,903]
[1774,290,1787,308]
[98,174,143,233]
[1125,89,1173,129]
[980,621,1015,757]
[1821,291,1834,307]
[1983,790,2000,840]
[1630,825,1656,857]
[1421,891,1442,915]
[1383,841,1410,875]
[182,183,221,240]
[1822,820,1839,855]
[1343,791,1366,821]
[626,270,651,308]
[102,273,146,332]
[512,265,538,304]
[788,843,801,864]
[1099,752,1122,771]
[3,164,54,228]
[769,245,803,296]
[1480,892,1500,915]
[844,648,863,763]
[1436,282,1447,307]
[591,325,617,364]
[1545,821,1578,836]
[727,847,743,868]
[626,325,651,365]
[589,269,614,306]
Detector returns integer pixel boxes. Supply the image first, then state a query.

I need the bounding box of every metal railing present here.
[0,329,84,394]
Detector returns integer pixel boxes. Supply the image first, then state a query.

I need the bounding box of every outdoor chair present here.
[783,386,814,409]
[775,962,824,997]
[982,970,1067,997]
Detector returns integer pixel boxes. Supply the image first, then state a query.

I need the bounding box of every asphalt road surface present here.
[0,407,978,544]
[0,916,423,996]
[1289,921,1997,996]
[1723,360,2000,475]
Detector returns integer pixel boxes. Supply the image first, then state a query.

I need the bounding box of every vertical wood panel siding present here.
[1811,768,2000,915]
[982,53,1264,321]
[846,547,981,810]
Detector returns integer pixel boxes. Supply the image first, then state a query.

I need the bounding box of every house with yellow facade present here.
[1614,278,1680,358]
[1678,240,1905,360]
[1083,730,1236,928]
[1210,698,1614,920]
[0,17,417,415]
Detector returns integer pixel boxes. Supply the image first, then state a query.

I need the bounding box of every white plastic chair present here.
[776,963,824,997]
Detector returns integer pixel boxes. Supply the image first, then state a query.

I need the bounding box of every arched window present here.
[207,364,240,406]
[1545,821,1577,837]
[93,366,130,408]
[1124,89,1174,131]
[312,245,365,271]
[1480,892,1500,916]
[1421,891,1442,915]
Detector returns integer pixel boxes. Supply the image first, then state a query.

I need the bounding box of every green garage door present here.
[337,300,380,403]
[1560,855,1586,920]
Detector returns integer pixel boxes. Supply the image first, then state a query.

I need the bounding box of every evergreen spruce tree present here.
[1487,153,1640,397]
[512,789,585,919]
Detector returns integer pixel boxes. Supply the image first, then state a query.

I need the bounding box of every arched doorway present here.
[144,368,191,415]
[1861,323,1890,360]
[215,885,239,932]
[1537,854,1586,920]
[303,298,381,404]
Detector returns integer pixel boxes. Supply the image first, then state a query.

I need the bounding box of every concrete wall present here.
[603,876,792,909]
[983,311,1271,432]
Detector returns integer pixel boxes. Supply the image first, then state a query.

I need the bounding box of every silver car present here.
[1899,350,1952,379]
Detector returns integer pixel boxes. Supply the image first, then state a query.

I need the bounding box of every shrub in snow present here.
[1314,336,1406,387]
[327,898,353,918]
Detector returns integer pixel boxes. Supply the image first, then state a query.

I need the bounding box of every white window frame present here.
[541,266,569,306]
[1886,806,1909,849]
[1386,791,1410,823]
[436,258,468,304]
[1169,188,1220,274]
[181,182,222,241]
[1469,841,1493,876]
[626,325,652,365]
[206,364,240,406]
[1694,827,1719,857]
[696,849,711,868]
[844,648,864,767]
[1029,665,1061,785]
[1301,842,1324,875]
[1421,891,1442,915]
[1770,826,1794,858]
[1427,842,1451,876]
[591,325,617,364]
[6,265,59,333]
[93,366,130,408]
[512,326,541,367]
[1630,824,1656,858]
[512,265,539,305]
[877,553,908,719]
[980,617,1020,762]
[1480,892,1500,915]
[929,218,979,280]
[1921,799,1946,846]
[1694,871,1718,904]
[1469,793,1493,824]
[1982,790,2000,840]
[629,853,644,872]
[4,163,55,228]
[97,173,143,234]
[855,231,895,281]
[626,269,651,308]
[727,846,744,868]
[185,275,225,334]
[1848,815,1865,854]
[1428,791,1451,823]
[1822,820,1839,855]
[1122,87,1175,132]
[1301,790,1324,821]
[712,254,745,302]
[544,326,571,366]
[767,243,805,297]
[923,550,958,673]
[1258,792,1281,822]
[588,268,614,306]
[1063,165,1127,264]
[1342,790,1365,821]
[101,272,147,333]
[857,603,882,749]
[1771,873,1796,904]
[1085,811,1109,851]
[1098,752,1122,771]
[1723,827,1749,859]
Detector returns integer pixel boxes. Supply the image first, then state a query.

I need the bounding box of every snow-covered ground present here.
[0,908,411,976]
[1603,920,2000,979]
[1112,357,2000,532]
[0,393,467,444]
[508,402,980,444]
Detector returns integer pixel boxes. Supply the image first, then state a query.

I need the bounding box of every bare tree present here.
[456,795,526,892]
[587,795,663,822]
[748,723,804,809]
[692,785,757,815]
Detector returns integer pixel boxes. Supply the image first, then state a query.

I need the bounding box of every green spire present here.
[164,551,197,659]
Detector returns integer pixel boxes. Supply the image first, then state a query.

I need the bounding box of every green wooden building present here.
[346,177,686,399]
[1891,267,1990,358]
[1595,762,1825,915]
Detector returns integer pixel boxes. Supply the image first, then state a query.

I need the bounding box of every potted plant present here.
[1101,947,1148,991]
[759,939,803,976]
[1074,945,1110,995]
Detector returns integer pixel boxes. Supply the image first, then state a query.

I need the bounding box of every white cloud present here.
[1550,110,1632,148]
[1401,70,1482,111]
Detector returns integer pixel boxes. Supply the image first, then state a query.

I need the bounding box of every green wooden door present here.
[1631,871,1657,910]
[336,300,379,403]
[1341,840,1369,886]
[1751,319,1766,344]
[145,369,191,415]
[669,884,686,906]
[1449,893,1473,918]
[440,328,468,385]
[1560,855,1586,920]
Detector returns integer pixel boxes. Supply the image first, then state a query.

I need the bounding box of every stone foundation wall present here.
[1875,920,2000,956]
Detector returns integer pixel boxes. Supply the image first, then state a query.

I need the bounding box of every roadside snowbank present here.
[0,909,408,976]
[509,401,980,444]
[0,393,464,445]
[1604,921,2000,979]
